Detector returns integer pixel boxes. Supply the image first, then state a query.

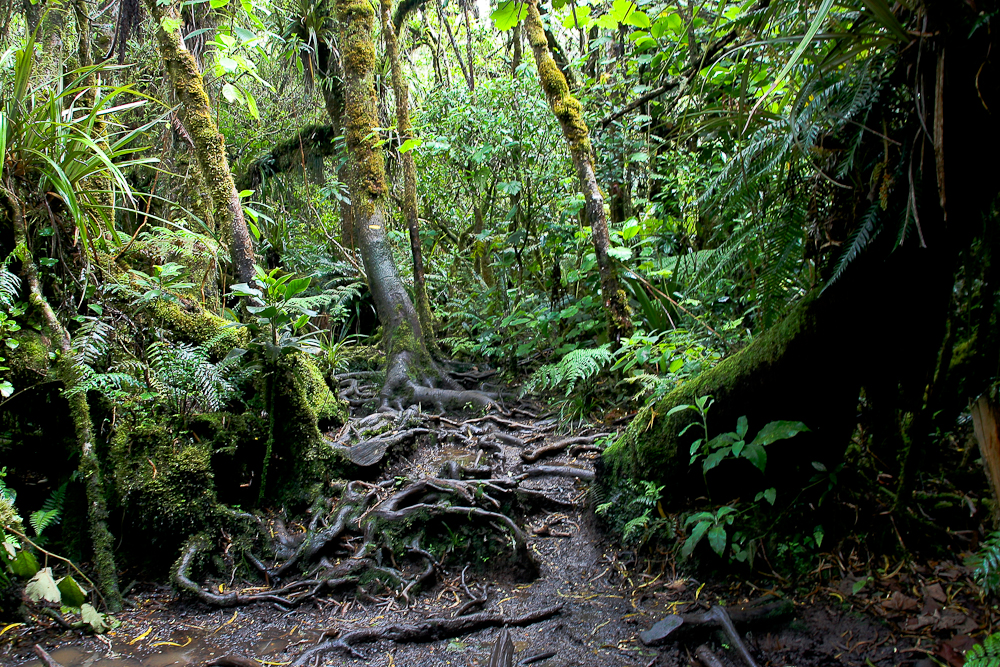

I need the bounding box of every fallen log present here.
[517,466,595,482]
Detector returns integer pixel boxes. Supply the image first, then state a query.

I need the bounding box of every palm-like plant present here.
[0,30,159,258]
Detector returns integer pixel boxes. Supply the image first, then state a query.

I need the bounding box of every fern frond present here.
[29,482,67,537]
[523,345,612,397]
[825,204,881,290]
[965,633,1000,667]
[0,267,20,307]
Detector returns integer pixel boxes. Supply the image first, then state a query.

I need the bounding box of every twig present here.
[33,645,65,667]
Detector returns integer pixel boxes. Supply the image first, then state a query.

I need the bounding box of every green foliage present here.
[524,344,612,396]
[971,531,1000,596]
[147,337,248,419]
[0,266,23,398]
[230,265,323,363]
[965,633,1000,667]
[29,481,68,538]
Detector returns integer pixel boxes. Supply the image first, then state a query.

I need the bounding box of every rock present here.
[639,615,684,646]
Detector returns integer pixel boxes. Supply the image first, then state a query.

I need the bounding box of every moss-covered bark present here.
[523,0,631,342]
[144,0,256,285]
[336,0,435,404]
[2,187,123,611]
[379,0,436,347]
[599,290,860,502]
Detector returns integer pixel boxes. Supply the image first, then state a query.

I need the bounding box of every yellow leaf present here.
[0,623,24,638]
[129,626,152,645]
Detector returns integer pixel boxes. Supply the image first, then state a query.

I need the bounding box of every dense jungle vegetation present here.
[0,0,999,663]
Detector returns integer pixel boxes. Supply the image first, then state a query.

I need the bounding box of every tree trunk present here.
[523,0,632,342]
[511,23,522,75]
[144,0,256,286]
[2,188,123,612]
[461,0,475,91]
[379,0,437,346]
[438,2,472,92]
[336,0,492,411]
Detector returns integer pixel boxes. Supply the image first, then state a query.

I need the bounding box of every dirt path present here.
[1,406,988,667]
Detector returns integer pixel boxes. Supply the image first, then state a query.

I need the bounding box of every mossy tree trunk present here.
[144,0,256,286]
[336,0,493,410]
[1,187,123,612]
[523,0,632,343]
[379,0,436,346]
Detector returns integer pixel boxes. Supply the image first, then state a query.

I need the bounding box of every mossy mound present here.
[110,423,219,544]
[6,329,51,388]
[151,299,248,355]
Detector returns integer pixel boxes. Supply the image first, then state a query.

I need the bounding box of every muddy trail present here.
[1,398,994,667]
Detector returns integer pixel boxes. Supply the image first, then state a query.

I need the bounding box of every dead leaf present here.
[882,591,920,613]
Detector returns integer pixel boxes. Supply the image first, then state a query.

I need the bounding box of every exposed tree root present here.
[290,604,563,663]
[521,434,608,463]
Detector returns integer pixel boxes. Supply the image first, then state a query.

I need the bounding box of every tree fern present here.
[523,345,612,397]
[972,530,1000,595]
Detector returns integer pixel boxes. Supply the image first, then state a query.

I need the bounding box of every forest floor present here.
[3,400,996,667]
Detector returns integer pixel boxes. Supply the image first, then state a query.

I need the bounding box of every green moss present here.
[0,495,23,534]
[110,422,220,542]
[297,353,349,427]
[6,329,51,387]
[151,299,248,354]
[602,291,826,496]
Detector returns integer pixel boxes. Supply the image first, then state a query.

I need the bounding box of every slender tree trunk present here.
[2,188,123,612]
[461,0,475,91]
[522,0,632,342]
[511,23,522,75]
[379,0,436,344]
[336,0,493,410]
[437,2,472,91]
[144,0,256,285]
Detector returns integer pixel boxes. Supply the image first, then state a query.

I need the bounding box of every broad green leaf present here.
[398,138,423,153]
[491,1,528,31]
[243,88,259,120]
[81,603,111,633]
[707,524,727,555]
[668,358,683,373]
[159,16,182,33]
[749,420,809,447]
[623,9,649,28]
[736,415,748,438]
[594,13,618,29]
[607,246,632,261]
[210,0,230,8]
[216,33,237,48]
[763,487,776,505]
[26,567,61,603]
[622,221,640,241]
[9,549,39,577]
[666,404,693,416]
[813,525,824,548]
[731,439,745,457]
[702,448,729,473]
[741,442,767,472]
[56,576,87,607]
[561,5,591,29]
[681,519,710,558]
[610,0,636,23]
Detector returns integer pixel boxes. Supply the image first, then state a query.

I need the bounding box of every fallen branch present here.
[33,645,65,667]
[290,604,563,664]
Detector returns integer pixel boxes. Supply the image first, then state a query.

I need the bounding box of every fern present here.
[965,633,1000,667]
[0,267,20,308]
[523,344,613,397]
[30,482,67,538]
[824,204,882,290]
[972,530,1000,595]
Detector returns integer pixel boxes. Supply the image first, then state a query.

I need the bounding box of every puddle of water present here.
[434,446,476,467]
